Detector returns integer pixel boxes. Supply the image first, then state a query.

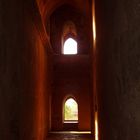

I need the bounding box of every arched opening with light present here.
[63,98,78,123]
[63,38,77,54]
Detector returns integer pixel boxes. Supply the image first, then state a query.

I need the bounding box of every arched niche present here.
[62,21,78,54]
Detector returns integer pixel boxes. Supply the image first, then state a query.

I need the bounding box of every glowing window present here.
[64,98,78,122]
[63,38,77,54]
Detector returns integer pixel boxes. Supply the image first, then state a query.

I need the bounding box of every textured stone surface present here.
[95,0,140,140]
[0,0,52,140]
[0,0,23,139]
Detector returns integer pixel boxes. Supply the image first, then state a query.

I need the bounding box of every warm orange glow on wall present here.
[92,17,96,42]
[92,1,96,45]
[95,112,98,140]
[34,37,46,140]
[92,1,98,140]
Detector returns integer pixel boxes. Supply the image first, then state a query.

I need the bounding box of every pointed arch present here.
[63,38,77,54]
[63,97,78,123]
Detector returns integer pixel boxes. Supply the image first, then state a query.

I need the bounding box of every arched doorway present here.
[63,38,77,54]
[63,97,78,130]
[63,98,78,123]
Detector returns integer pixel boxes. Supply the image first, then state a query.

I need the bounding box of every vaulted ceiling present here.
[36,0,92,22]
[35,0,92,54]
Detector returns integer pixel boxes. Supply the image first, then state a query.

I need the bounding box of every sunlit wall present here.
[92,0,98,140]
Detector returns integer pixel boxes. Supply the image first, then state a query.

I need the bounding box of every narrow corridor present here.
[1,0,140,140]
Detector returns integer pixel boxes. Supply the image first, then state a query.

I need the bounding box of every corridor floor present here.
[47,131,93,140]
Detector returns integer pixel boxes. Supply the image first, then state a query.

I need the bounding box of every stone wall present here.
[95,0,140,140]
[0,0,52,140]
[0,0,23,139]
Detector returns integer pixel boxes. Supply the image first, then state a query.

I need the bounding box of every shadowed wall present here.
[95,0,140,139]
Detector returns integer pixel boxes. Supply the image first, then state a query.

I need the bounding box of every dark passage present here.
[0,0,140,140]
